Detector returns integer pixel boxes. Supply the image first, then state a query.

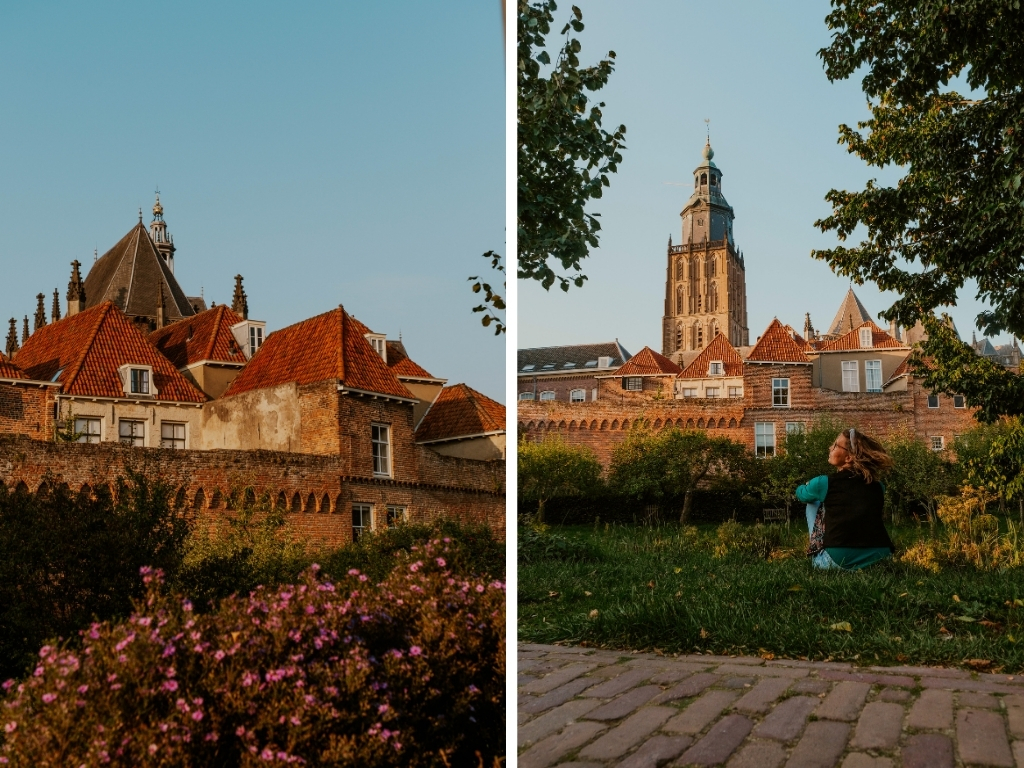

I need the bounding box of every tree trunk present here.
[679,488,694,525]
[537,498,546,524]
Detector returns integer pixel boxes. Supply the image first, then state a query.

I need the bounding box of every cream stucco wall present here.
[423,434,505,461]
[810,349,910,392]
[402,380,445,427]
[182,363,244,400]
[57,396,204,449]
[199,382,302,451]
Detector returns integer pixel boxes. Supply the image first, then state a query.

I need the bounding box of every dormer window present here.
[249,326,263,356]
[859,328,873,348]
[118,364,156,398]
[230,320,267,360]
[364,333,387,363]
[598,356,613,368]
[708,361,723,376]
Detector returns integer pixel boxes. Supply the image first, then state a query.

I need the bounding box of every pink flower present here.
[117,655,127,664]
[41,693,56,704]
[261,748,274,760]
[39,646,52,659]
[77,685,89,694]
[191,711,203,721]
[436,558,446,567]
[409,646,422,657]
[148,744,158,755]
[161,680,178,692]
[33,667,44,677]
[4,722,17,733]
[475,584,485,593]
[214,650,226,661]
[348,569,360,576]
[137,617,151,627]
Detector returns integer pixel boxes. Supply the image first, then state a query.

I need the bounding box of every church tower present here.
[662,140,749,362]
[149,193,176,273]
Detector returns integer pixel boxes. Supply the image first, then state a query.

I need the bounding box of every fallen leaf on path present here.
[898,592,908,598]
[588,609,599,619]
[648,581,656,589]
[953,594,961,602]
[979,620,1002,629]
[584,591,592,597]
[829,622,852,632]
[699,628,710,639]
[954,615,976,623]
[788,585,804,592]
[938,626,951,634]
[548,591,559,598]
[964,659,992,670]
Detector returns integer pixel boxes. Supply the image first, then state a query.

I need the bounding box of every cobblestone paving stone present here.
[518,644,1024,767]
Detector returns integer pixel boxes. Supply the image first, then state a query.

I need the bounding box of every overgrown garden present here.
[0,473,505,766]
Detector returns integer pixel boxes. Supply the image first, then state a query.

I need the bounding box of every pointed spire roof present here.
[84,221,195,323]
[415,383,505,443]
[223,306,414,400]
[678,332,744,378]
[231,275,249,319]
[14,301,205,401]
[817,321,907,352]
[608,346,682,377]
[827,288,873,337]
[149,304,248,369]
[33,294,46,332]
[5,318,18,359]
[746,318,812,364]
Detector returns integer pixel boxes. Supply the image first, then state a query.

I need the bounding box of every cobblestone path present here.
[518,643,1024,767]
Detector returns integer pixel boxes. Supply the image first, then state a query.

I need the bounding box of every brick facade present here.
[0,383,55,440]
[0,437,504,547]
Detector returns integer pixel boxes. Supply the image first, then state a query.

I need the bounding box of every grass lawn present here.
[519,522,1024,672]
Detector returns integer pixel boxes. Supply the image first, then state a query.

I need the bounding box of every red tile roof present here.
[783,325,814,352]
[14,301,206,401]
[884,353,914,387]
[148,305,248,369]
[817,321,907,352]
[746,319,812,364]
[223,306,414,400]
[386,340,441,381]
[415,383,505,443]
[678,333,744,378]
[609,347,682,377]
[0,352,28,380]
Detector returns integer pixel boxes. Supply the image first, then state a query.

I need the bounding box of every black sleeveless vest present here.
[822,470,894,550]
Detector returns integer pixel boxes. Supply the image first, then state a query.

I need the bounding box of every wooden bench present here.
[762,507,790,528]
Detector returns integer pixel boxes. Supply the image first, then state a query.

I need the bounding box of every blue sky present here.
[0,1,505,400]
[518,0,1015,356]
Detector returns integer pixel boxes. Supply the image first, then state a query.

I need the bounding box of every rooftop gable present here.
[415,383,505,443]
[386,340,443,382]
[149,305,247,369]
[746,318,812,364]
[0,352,28,381]
[827,288,873,337]
[678,333,744,378]
[84,222,195,322]
[518,341,631,373]
[817,321,907,352]
[223,306,413,400]
[14,301,206,401]
[609,346,681,377]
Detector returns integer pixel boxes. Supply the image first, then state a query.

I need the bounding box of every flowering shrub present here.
[0,539,505,766]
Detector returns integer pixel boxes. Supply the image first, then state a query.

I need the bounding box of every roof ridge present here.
[62,302,112,392]
[123,225,142,312]
[204,305,225,361]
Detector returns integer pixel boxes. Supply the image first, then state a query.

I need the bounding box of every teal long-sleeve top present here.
[795,475,892,570]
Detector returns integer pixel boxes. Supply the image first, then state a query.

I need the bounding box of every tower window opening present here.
[697,324,704,348]
[700,173,707,185]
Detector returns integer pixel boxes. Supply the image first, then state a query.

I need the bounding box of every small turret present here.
[34,294,46,332]
[5,318,17,358]
[67,260,86,316]
[21,317,28,344]
[231,275,249,320]
[51,289,61,323]
[149,192,176,273]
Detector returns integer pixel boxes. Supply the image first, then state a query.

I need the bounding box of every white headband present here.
[848,427,857,453]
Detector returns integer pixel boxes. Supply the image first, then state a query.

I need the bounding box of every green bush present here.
[0,539,505,767]
[518,437,604,523]
[713,521,783,560]
[518,524,602,565]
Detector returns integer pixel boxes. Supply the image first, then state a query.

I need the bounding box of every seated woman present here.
[795,427,895,570]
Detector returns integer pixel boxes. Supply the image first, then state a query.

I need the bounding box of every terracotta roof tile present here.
[518,341,631,373]
[386,340,440,381]
[0,352,28,380]
[223,307,413,400]
[884,353,914,387]
[415,384,505,443]
[746,319,812,364]
[817,321,907,352]
[610,347,682,377]
[14,301,206,401]
[678,333,744,378]
[149,305,247,368]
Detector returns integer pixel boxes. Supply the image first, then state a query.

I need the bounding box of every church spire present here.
[21,316,28,344]
[34,294,46,332]
[67,260,85,316]
[51,289,61,323]
[5,318,17,358]
[149,190,176,274]
[231,274,249,319]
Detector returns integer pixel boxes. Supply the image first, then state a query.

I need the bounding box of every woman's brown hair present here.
[842,427,892,484]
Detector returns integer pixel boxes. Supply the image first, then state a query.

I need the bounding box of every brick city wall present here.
[518,368,979,467]
[0,437,505,547]
[0,383,55,441]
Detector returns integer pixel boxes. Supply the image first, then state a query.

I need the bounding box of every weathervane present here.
[705,118,710,143]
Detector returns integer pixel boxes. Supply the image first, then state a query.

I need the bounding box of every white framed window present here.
[364,333,387,362]
[786,422,805,435]
[598,356,613,368]
[930,436,944,451]
[249,326,264,356]
[953,395,965,408]
[841,361,859,392]
[865,360,882,392]
[772,378,790,407]
[755,422,776,457]
[705,387,720,398]
[118,420,145,447]
[131,368,150,394]
[160,422,186,450]
[591,388,598,401]
[728,386,742,398]
[927,394,939,408]
[74,417,101,444]
[371,424,391,477]
[386,505,407,527]
[682,388,697,398]
[352,504,373,541]
[708,361,723,376]
[625,377,643,391]
[569,389,586,403]
[539,390,556,401]
[518,392,535,401]
[859,327,873,348]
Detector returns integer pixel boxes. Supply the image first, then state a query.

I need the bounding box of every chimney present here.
[67,260,85,317]
[5,318,17,358]
[33,294,46,332]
